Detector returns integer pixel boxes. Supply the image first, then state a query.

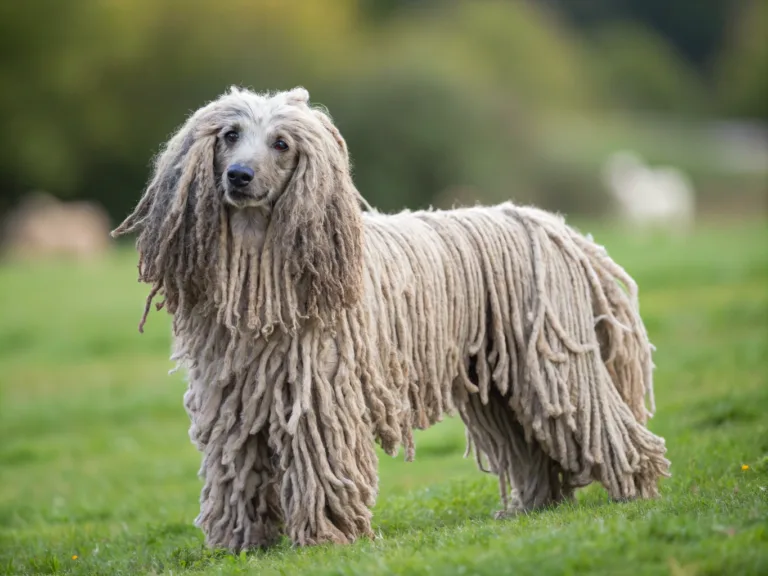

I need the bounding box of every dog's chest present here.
[230,208,269,254]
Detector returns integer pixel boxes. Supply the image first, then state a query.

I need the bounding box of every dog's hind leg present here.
[458,386,574,518]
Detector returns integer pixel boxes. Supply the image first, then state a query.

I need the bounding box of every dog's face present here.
[112,86,364,326]
[213,92,304,210]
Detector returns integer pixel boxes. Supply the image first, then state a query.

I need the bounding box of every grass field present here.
[1,218,766,575]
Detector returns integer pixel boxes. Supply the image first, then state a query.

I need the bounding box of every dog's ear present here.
[286,86,310,106]
[312,108,349,158]
[112,112,199,239]
[271,108,364,323]
[111,105,219,301]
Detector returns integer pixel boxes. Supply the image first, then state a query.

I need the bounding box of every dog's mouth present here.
[224,187,270,208]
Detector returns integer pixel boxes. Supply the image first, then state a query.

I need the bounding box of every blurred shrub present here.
[326,65,537,212]
[714,0,768,120]
[369,0,599,112]
[0,0,362,219]
[326,0,614,212]
[587,22,707,115]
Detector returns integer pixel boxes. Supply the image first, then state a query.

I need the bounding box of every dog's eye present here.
[272,139,288,151]
[224,130,239,144]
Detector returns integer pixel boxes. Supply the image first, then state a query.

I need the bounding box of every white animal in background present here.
[601,151,695,234]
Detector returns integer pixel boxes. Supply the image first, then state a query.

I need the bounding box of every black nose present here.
[227,164,254,188]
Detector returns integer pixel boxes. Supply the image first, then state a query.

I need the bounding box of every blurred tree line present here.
[0,0,765,222]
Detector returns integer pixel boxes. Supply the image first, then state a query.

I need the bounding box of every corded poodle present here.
[112,86,670,551]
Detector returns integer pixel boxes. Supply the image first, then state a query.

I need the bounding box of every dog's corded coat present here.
[113,86,670,550]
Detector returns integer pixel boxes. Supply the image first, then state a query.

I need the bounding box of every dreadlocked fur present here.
[113,86,670,551]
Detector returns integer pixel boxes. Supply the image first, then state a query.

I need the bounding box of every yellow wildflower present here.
[741,465,749,471]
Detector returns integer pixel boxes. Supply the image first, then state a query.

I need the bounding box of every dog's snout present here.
[227,164,254,188]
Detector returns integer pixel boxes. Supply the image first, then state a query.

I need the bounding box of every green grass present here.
[1,219,767,575]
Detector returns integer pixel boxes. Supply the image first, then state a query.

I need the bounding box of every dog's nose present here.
[227,164,254,188]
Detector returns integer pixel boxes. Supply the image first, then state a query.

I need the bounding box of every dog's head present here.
[206,87,342,210]
[112,87,364,331]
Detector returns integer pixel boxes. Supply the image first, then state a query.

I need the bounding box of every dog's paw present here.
[493,507,522,520]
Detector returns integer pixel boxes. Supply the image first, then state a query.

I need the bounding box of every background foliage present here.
[0,0,765,222]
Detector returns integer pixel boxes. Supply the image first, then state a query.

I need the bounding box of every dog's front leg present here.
[269,335,379,546]
[184,372,284,552]
[271,413,378,546]
[193,428,284,552]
